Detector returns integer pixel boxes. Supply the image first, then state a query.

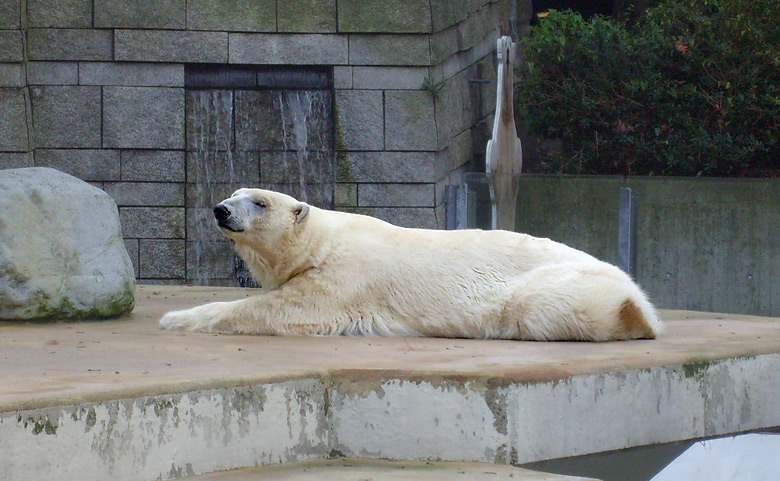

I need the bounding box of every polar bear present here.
[160,188,662,341]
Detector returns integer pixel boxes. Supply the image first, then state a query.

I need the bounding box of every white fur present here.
[160,189,663,341]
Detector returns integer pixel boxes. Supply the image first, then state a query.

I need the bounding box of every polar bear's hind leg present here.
[501,263,661,341]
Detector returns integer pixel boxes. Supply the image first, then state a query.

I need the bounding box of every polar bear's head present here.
[212,188,310,245]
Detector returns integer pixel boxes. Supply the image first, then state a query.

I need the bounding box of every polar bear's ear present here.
[294,202,310,224]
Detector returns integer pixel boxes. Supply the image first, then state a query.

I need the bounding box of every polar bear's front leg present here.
[159,285,343,335]
[160,301,241,333]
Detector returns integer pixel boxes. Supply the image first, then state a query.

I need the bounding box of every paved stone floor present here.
[3,285,780,481]
[2,285,780,412]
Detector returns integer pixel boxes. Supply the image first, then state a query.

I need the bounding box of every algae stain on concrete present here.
[682,359,714,380]
[19,415,58,435]
[682,355,756,380]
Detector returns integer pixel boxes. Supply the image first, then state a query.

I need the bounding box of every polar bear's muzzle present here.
[213,203,244,233]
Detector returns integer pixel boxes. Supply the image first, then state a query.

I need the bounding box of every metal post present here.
[617,186,638,276]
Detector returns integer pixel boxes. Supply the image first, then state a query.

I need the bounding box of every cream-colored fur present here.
[160,189,662,341]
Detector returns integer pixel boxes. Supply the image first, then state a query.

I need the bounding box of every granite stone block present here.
[0,152,31,169]
[468,0,496,12]
[430,0,470,32]
[349,35,430,66]
[185,183,240,209]
[440,127,473,173]
[28,0,92,27]
[104,182,184,207]
[30,86,101,148]
[136,279,186,285]
[258,151,333,189]
[119,207,185,238]
[337,0,431,33]
[0,63,22,86]
[0,0,20,29]
[232,90,280,150]
[337,151,436,183]
[430,29,497,83]
[186,151,260,185]
[382,207,438,229]
[256,183,334,209]
[278,0,336,33]
[79,63,184,87]
[334,90,383,151]
[233,89,332,152]
[115,30,228,63]
[186,89,235,151]
[103,87,185,149]
[34,149,120,181]
[121,150,185,182]
[434,202,446,229]
[334,183,357,207]
[333,66,352,89]
[188,0,275,32]
[385,90,437,151]
[28,29,112,61]
[476,56,497,118]
[185,206,223,243]
[186,240,235,281]
[358,183,435,207]
[352,66,428,90]
[0,30,22,62]
[139,239,185,278]
[340,206,437,228]
[458,3,498,52]
[434,71,473,149]
[27,62,79,85]
[431,27,459,65]
[229,33,348,65]
[94,0,185,29]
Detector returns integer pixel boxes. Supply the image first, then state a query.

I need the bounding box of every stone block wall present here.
[0,0,505,285]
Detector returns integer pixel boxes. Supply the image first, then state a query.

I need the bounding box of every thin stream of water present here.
[187,87,333,286]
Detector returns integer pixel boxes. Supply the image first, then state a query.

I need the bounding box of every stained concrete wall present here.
[514,175,780,317]
[0,0,512,285]
[4,354,780,480]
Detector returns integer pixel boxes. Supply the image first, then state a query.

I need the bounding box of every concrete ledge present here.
[2,286,780,480]
[185,458,598,481]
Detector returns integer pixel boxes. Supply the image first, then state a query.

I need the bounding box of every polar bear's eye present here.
[253,201,266,208]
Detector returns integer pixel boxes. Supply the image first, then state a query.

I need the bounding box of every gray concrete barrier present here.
[514,175,780,317]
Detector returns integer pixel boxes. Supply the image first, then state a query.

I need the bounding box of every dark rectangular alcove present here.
[184,64,335,286]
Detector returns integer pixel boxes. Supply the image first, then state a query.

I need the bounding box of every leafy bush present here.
[516,0,780,176]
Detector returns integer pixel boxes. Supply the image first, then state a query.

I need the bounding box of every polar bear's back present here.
[306,207,660,341]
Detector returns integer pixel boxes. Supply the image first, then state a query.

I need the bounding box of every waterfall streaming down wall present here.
[187,89,245,286]
[185,70,334,286]
[266,90,334,208]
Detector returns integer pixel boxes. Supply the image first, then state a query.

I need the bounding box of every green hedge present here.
[516,0,780,176]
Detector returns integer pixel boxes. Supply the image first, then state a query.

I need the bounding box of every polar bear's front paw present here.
[159,304,226,332]
[159,309,194,331]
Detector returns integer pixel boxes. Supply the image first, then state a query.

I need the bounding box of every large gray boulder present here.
[0,167,135,320]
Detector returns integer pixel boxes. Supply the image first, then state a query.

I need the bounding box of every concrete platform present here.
[185,458,597,481]
[2,285,780,481]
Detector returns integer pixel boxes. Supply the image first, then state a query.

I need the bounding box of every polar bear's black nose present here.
[213,204,230,221]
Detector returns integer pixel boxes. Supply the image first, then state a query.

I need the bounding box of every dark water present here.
[522,432,780,481]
